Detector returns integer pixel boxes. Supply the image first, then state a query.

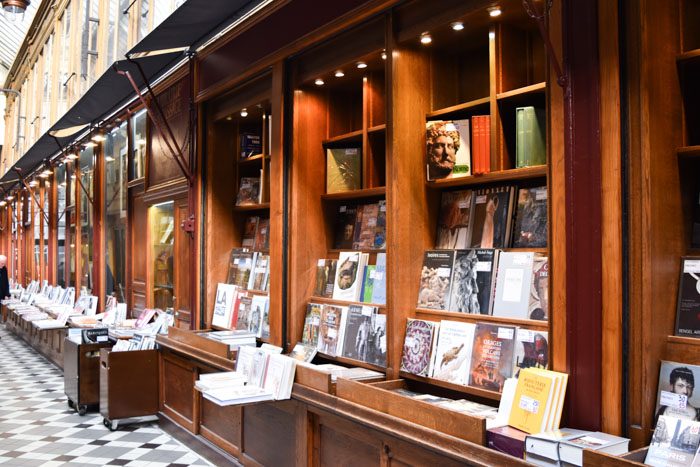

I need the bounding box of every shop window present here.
[131,108,146,180]
[104,122,128,303]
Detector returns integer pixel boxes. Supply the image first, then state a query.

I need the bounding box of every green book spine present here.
[362,265,376,303]
[529,108,546,166]
[517,107,546,168]
[516,108,526,168]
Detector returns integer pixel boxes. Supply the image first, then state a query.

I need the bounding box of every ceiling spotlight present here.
[489,6,502,17]
[381,50,387,60]
[334,70,345,78]
[105,156,115,162]
[451,22,464,31]
[240,108,248,117]
[2,0,30,19]
[91,134,106,142]
[66,153,78,160]
[226,115,232,121]
[85,141,97,148]
[356,61,367,69]
[420,32,432,45]
[314,78,325,86]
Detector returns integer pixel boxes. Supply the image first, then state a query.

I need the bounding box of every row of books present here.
[241,215,270,251]
[211,283,270,339]
[226,248,270,292]
[436,185,547,250]
[332,201,386,250]
[112,332,157,351]
[314,252,386,305]
[400,318,548,392]
[417,249,548,320]
[302,303,387,367]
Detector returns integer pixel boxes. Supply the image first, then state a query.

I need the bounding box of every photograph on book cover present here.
[655,361,700,423]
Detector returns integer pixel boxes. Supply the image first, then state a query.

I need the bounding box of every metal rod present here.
[13,169,49,225]
[523,0,568,89]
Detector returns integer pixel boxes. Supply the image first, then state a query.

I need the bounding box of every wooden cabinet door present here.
[130,191,148,316]
[173,198,192,329]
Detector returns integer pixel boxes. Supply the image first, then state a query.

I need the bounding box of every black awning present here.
[127,0,265,58]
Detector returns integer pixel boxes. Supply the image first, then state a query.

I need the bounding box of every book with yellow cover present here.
[508,368,556,434]
[528,368,567,432]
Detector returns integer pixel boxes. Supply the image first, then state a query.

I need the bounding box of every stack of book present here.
[522,429,628,466]
[226,248,271,292]
[204,330,256,349]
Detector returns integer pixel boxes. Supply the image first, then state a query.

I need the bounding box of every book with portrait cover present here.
[353,203,380,250]
[400,318,440,377]
[332,252,367,302]
[469,323,516,392]
[313,259,334,297]
[675,257,700,337]
[470,185,516,249]
[317,305,347,357]
[448,249,498,315]
[341,305,374,361]
[512,329,549,378]
[249,295,268,338]
[327,147,362,193]
[236,177,261,205]
[436,189,473,249]
[416,250,455,310]
[302,303,323,346]
[655,360,700,424]
[430,320,476,385]
[333,205,358,250]
[529,255,549,321]
[241,216,259,248]
[366,313,387,367]
[645,415,700,467]
[425,120,471,181]
[512,186,548,248]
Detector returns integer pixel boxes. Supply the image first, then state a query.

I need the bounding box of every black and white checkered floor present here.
[0,327,214,466]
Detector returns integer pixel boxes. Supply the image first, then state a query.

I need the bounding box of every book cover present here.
[487,426,528,459]
[431,320,476,385]
[259,297,270,339]
[254,217,270,250]
[226,248,253,287]
[492,251,536,319]
[249,295,268,338]
[374,200,387,249]
[676,257,700,337]
[516,107,546,168]
[655,361,700,423]
[645,415,700,467]
[448,249,498,315]
[240,132,262,159]
[512,186,548,248]
[212,283,237,329]
[332,252,365,302]
[426,120,471,181]
[323,260,337,298]
[341,305,373,361]
[529,255,549,321]
[289,342,318,363]
[317,305,347,357]
[559,432,630,466]
[470,186,516,249]
[361,265,375,303]
[313,259,331,297]
[469,323,516,392]
[513,329,549,378]
[416,250,455,310]
[327,147,362,193]
[353,203,379,250]
[367,312,387,367]
[435,190,473,249]
[236,177,261,206]
[250,254,269,291]
[525,428,592,463]
[370,253,387,305]
[471,115,491,175]
[333,205,358,250]
[241,216,259,248]
[235,296,253,331]
[508,368,556,434]
[400,318,439,377]
[302,303,323,346]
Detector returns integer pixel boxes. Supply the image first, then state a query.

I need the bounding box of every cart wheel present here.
[67,399,74,409]
[103,418,110,427]
[78,405,87,416]
[109,420,118,431]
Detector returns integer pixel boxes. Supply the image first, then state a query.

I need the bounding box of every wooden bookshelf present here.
[321,186,386,201]
[367,124,386,134]
[238,154,266,166]
[677,48,700,63]
[415,308,549,331]
[399,371,502,402]
[677,145,700,158]
[322,129,364,146]
[427,97,491,120]
[309,295,386,311]
[232,203,270,212]
[327,248,385,254]
[666,335,700,365]
[496,82,546,101]
[426,166,547,189]
[315,353,387,374]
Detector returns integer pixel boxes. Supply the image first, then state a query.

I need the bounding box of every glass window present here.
[79,146,94,292]
[131,109,147,179]
[81,0,99,94]
[104,123,128,302]
[34,187,40,279]
[41,35,53,134]
[43,180,49,276]
[150,201,174,309]
[56,165,67,287]
[58,7,72,119]
[118,0,129,59]
[138,0,149,42]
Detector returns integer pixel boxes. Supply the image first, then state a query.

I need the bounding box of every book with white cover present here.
[263,354,297,400]
[250,295,269,338]
[332,251,367,302]
[492,251,535,319]
[202,385,274,406]
[559,431,629,466]
[525,428,592,463]
[430,320,476,385]
[212,283,238,328]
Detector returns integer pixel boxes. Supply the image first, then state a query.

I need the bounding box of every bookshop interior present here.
[0,0,696,465]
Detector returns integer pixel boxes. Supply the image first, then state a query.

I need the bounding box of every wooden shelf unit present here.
[309,295,386,310]
[426,165,547,189]
[315,353,387,374]
[415,307,549,330]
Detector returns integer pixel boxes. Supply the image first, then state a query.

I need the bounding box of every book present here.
[332,251,367,302]
[448,249,498,315]
[487,426,529,460]
[524,428,592,464]
[327,147,361,193]
[470,185,516,248]
[289,342,318,363]
[529,255,549,321]
[135,308,156,329]
[240,132,262,159]
[676,258,700,337]
[512,329,549,377]
[202,385,274,406]
[333,205,358,250]
[249,254,269,291]
[471,115,491,175]
[317,305,347,357]
[559,432,629,466]
[360,265,375,303]
[236,177,261,205]
[430,320,476,385]
[693,189,700,249]
[492,251,536,319]
[435,189,473,249]
[249,295,269,338]
[241,216,259,248]
[366,312,387,367]
[469,323,516,392]
[400,318,439,377]
[512,186,548,248]
[426,120,471,181]
[254,217,270,250]
[262,354,297,400]
[374,200,387,249]
[645,415,700,467]
[226,248,253,287]
[508,368,559,434]
[341,305,374,361]
[515,106,546,168]
[235,296,254,331]
[416,250,455,310]
[655,361,700,423]
[353,203,379,250]
[371,253,387,305]
[313,259,332,297]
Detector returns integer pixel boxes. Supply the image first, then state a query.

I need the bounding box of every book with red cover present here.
[487,426,528,459]
[471,116,491,175]
[469,323,516,392]
[242,216,259,248]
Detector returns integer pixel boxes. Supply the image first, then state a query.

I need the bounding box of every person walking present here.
[0,255,9,326]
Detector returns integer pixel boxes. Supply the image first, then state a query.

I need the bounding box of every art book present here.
[333,205,358,250]
[313,259,332,297]
[469,323,516,392]
[645,415,700,467]
[655,360,700,423]
[511,186,548,248]
[317,305,347,357]
[426,120,471,181]
[529,255,549,321]
[353,203,379,250]
[226,248,253,288]
[470,185,516,249]
[341,305,374,362]
[332,252,367,302]
[366,312,387,367]
[289,342,317,363]
[235,177,261,205]
[249,295,268,338]
[235,296,253,331]
[435,189,473,249]
[360,264,375,303]
[254,217,270,250]
[492,251,536,320]
[400,319,439,377]
[212,283,237,329]
[327,147,362,193]
[302,303,323,346]
[416,250,455,310]
[374,200,387,249]
[431,320,476,385]
[448,249,498,315]
[512,329,549,378]
[241,216,259,248]
[371,253,387,305]
[676,257,700,337]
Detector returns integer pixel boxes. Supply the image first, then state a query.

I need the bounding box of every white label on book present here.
[498,327,514,340]
[361,306,373,317]
[367,218,377,227]
[317,259,325,266]
[684,260,700,273]
[437,267,452,278]
[535,189,548,201]
[97,335,108,342]
[518,395,539,414]
[476,261,491,272]
[458,201,469,209]
[570,436,609,447]
[339,205,347,213]
[380,204,386,212]
[475,195,487,204]
[517,329,535,343]
[512,253,530,266]
[404,336,416,348]
[369,270,377,279]
[349,256,358,262]
[374,272,384,281]
[502,268,525,302]
[345,148,358,155]
[327,328,337,339]
[660,390,688,409]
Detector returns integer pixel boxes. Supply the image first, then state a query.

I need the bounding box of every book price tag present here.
[684,260,700,273]
[518,395,540,414]
[339,205,347,213]
[476,261,492,272]
[475,195,487,204]
[517,329,535,343]
[317,259,325,266]
[437,267,452,278]
[660,390,688,410]
[361,306,373,317]
[369,270,377,279]
[374,272,384,281]
[498,327,515,340]
[535,188,548,200]
[458,201,470,209]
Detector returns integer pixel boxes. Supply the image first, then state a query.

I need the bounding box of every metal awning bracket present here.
[523,0,568,91]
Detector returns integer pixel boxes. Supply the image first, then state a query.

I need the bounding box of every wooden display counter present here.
[583,447,647,466]
[64,338,112,415]
[4,307,65,369]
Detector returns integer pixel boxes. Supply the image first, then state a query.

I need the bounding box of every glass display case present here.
[150,201,174,309]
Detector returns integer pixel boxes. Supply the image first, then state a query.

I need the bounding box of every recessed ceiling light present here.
[334,70,345,78]
[451,22,464,31]
[356,61,367,69]
[226,115,232,121]
[420,32,432,45]
[240,108,248,117]
[314,78,325,85]
[489,6,502,17]
[381,51,387,60]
